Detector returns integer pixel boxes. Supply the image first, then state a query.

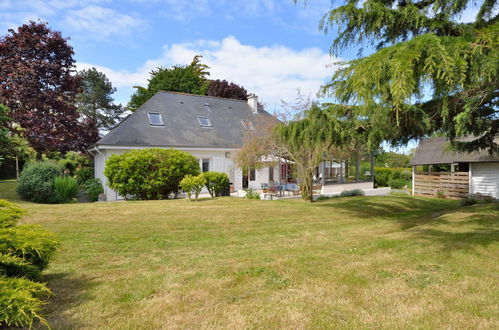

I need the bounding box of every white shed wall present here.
[471,162,499,199]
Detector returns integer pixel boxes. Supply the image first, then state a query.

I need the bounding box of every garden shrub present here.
[83,179,103,202]
[0,225,60,271]
[0,276,51,328]
[180,175,206,201]
[0,199,25,228]
[16,162,62,203]
[375,167,411,187]
[316,195,338,201]
[104,148,200,200]
[388,178,407,189]
[201,171,230,197]
[460,196,477,206]
[0,253,39,279]
[75,166,94,184]
[340,189,365,197]
[58,158,78,175]
[53,176,79,203]
[245,188,261,200]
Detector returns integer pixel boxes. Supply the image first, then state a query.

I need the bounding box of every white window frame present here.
[197,116,212,127]
[148,112,164,126]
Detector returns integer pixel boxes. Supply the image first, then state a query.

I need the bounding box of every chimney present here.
[247,94,258,114]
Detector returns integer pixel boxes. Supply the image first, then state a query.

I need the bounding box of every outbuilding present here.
[410,137,499,199]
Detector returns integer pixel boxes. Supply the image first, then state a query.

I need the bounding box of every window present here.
[200,158,210,172]
[197,116,212,127]
[241,120,255,131]
[250,168,255,181]
[269,166,274,182]
[148,112,164,126]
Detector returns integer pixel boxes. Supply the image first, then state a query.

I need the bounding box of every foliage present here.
[0,253,40,279]
[128,56,210,111]
[244,188,261,200]
[180,175,206,201]
[201,171,230,197]
[375,167,411,187]
[318,0,499,153]
[0,21,99,155]
[75,166,94,185]
[388,178,407,189]
[0,199,25,228]
[206,79,248,100]
[375,151,411,168]
[0,276,51,328]
[83,179,104,202]
[460,196,477,206]
[339,189,365,197]
[436,190,446,198]
[16,162,62,204]
[76,67,125,131]
[53,176,79,203]
[104,148,200,199]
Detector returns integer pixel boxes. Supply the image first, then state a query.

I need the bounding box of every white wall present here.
[471,162,499,199]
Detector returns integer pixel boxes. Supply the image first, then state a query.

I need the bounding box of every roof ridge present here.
[158,90,249,103]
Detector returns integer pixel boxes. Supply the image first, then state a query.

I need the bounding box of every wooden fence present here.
[414,172,469,199]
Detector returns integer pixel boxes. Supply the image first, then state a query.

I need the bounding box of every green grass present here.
[1,180,498,329]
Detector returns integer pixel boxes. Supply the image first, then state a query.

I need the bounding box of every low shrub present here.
[0,225,60,271]
[245,189,261,200]
[0,276,51,328]
[58,158,78,175]
[388,178,407,189]
[0,253,39,279]
[340,189,365,197]
[460,196,477,206]
[201,171,230,197]
[16,162,61,204]
[53,176,79,203]
[0,200,25,228]
[83,179,104,202]
[316,195,338,201]
[75,166,94,185]
[104,148,200,200]
[375,167,412,187]
[180,175,206,201]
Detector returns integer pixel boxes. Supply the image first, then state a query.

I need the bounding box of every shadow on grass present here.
[35,272,99,329]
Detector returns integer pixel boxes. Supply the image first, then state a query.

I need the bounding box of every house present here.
[410,136,499,199]
[89,91,281,201]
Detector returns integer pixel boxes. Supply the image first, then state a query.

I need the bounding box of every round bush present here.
[16,162,62,203]
[201,171,230,197]
[180,175,206,201]
[104,148,200,200]
[388,178,407,189]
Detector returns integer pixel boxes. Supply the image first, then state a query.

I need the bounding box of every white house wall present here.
[471,162,499,199]
[94,146,279,201]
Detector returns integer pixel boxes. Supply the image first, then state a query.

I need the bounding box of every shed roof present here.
[95,91,275,149]
[410,136,499,165]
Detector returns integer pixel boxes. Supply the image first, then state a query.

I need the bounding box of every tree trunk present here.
[15,156,19,179]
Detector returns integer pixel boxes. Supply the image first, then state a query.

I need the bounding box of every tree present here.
[0,21,96,155]
[76,68,125,131]
[206,79,248,100]
[128,55,210,111]
[317,0,498,153]
[375,151,411,168]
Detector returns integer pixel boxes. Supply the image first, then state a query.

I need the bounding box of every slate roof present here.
[96,91,274,149]
[410,136,499,165]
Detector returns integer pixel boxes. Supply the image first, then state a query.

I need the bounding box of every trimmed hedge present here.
[375,167,412,188]
[104,148,200,200]
[16,162,62,203]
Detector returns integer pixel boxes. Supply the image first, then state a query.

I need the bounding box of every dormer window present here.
[241,120,255,131]
[148,112,164,126]
[197,116,212,127]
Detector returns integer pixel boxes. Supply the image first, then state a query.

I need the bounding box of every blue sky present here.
[1,0,485,152]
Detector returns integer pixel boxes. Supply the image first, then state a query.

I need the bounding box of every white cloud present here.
[64,5,144,39]
[77,36,339,109]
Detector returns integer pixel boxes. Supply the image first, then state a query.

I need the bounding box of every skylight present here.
[197,116,212,127]
[148,112,164,126]
[241,120,255,131]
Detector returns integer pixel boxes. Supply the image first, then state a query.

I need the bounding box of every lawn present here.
[1,180,498,329]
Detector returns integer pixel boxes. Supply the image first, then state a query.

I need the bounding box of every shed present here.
[410,137,499,199]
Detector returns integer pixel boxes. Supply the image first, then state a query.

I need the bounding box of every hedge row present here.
[375,167,412,188]
[0,199,60,327]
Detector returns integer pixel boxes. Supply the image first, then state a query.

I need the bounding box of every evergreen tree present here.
[76,67,125,131]
[128,56,210,111]
[317,0,498,153]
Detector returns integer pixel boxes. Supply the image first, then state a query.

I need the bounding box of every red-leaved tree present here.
[0,21,98,156]
[206,79,248,100]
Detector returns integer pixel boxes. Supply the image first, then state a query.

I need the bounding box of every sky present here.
[0,0,485,152]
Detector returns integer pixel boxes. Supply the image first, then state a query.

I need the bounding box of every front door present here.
[242,175,249,189]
